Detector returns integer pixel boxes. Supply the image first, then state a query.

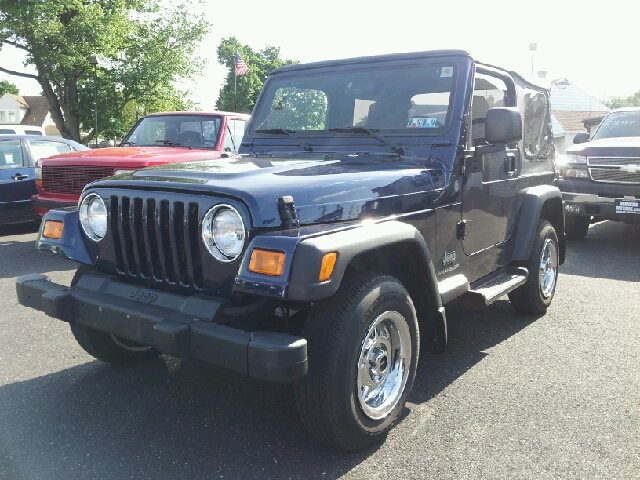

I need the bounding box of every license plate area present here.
[615,199,640,214]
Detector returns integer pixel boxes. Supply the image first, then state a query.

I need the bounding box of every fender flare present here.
[288,220,447,351]
[287,221,440,304]
[511,185,565,263]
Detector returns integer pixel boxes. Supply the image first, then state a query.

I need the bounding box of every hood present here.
[40,146,222,167]
[99,154,446,227]
[567,136,640,157]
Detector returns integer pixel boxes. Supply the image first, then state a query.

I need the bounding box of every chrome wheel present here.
[539,238,558,298]
[356,310,412,420]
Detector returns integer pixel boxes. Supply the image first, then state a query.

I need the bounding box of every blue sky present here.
[1,0,637,111]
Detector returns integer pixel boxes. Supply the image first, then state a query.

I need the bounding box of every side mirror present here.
[485,107,523,144]
[573,132,589,144]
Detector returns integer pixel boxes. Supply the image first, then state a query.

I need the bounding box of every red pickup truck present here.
[32,111,250,214]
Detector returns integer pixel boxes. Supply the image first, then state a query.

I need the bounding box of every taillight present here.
[35,160,42,188]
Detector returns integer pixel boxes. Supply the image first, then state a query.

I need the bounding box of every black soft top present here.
[270,49,471,75]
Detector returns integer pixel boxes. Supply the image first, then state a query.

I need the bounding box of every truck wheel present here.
[295,271,419,451]
[508,220,559,315]
[69,264,159,365]
[565,216,589,240]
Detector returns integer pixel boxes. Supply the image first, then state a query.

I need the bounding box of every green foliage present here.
[602,90,640,109]
[0,0,208,142]
[215,37,298,113]
[264,88,327,130]
[0,79,19,96]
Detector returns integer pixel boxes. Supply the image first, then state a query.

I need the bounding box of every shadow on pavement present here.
[0,226,76,280]
[561,221,640,282]
[0,295,538,480]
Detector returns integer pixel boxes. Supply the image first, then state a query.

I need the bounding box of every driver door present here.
[461,71,521,256]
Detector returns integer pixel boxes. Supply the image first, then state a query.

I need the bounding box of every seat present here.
[0,152,6,167]
[179,131,202,146]
[366,101,408,129]
[471,96,490,145]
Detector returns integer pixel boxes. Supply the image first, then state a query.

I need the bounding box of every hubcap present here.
[539,238,558,298]
[356,311,412,420]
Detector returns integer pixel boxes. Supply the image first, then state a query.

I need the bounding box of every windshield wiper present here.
[254,128,313,152]
[328,127,414,158]
[155,140,188,148]
[121,141,137,146]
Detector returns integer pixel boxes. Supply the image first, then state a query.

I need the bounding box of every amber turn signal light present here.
[248,249,285,276]
[43,220,64,239]
[319,252,338,282]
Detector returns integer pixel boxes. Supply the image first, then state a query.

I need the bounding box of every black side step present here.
[468,267,528,305]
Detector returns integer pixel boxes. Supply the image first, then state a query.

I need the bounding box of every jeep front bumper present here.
[15,273,307,383]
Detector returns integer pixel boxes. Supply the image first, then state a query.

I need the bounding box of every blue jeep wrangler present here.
[16,50,564,451]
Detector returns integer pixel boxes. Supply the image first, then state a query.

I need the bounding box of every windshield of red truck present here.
[122,115,223,148]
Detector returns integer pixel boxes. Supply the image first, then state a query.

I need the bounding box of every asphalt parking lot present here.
[0,220,638,480]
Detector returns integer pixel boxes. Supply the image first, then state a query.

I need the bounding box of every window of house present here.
[0,109,17,123]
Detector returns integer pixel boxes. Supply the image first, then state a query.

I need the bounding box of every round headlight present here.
[79,193,108,241]
[202,205,245,262]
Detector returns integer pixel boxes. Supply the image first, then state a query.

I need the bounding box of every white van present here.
[0,125,45,135]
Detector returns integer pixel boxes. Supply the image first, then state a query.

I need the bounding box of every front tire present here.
[295,271,419,451]
[69,264,159,365]
[508,220,559,315]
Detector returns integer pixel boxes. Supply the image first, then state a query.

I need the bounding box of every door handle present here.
[504,153,517,175]
[11,174,29,180]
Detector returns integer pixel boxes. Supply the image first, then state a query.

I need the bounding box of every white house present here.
[0,93,61,136]
[549,79,610,154]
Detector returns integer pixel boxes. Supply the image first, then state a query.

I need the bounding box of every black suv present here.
[16,50,565,451]
[561,107,640,239]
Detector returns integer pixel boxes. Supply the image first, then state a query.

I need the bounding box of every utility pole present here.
[529,43,537,76]
[88,55,99,148]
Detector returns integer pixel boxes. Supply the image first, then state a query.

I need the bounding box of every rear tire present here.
[565,216,589,241]
[69,265,159,365]
[295,271,419,451]
[508,220,559,315]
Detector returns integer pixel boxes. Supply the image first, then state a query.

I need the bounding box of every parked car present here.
[560,106,640,239]
[31,111,250,214]
[16,50,564,451]
[0,135,87,226]
[0,125,45,135]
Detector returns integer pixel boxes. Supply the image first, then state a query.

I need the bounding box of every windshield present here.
[122,115,223,148]
[592,110,640,140]
[251,63,456,134]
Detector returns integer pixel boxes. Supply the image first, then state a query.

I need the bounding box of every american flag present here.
[235,52,249,76]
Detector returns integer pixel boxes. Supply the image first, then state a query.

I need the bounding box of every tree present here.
[215,37,298,113]
[602,90,640,109]
[0,0,208,142]
[0,79,19,96]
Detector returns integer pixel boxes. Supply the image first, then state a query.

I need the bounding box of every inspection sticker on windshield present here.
[407,117,438,128]
[615,199,640,214]
[440,66,453,77]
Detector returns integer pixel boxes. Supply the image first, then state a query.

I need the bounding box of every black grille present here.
[110,196,204,289]
[589,168,640,184]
